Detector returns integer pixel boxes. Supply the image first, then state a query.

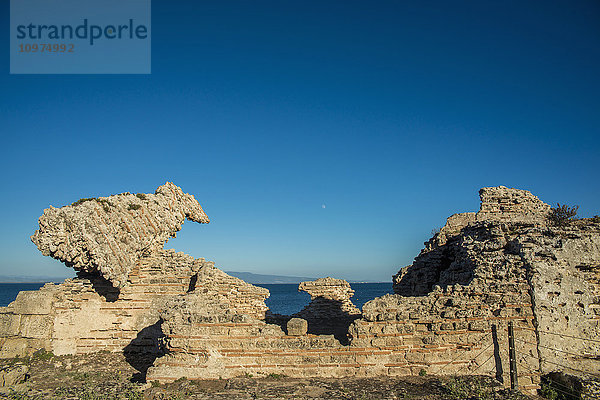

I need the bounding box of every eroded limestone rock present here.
[295,277,360,319]
[31,182,209,288]
[1,183,271,362]
[286,318,308,336]
[0,363,28,386]
[476,186,551,223]
[393,186,600,380]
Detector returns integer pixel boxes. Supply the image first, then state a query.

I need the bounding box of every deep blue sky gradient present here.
[1,1,599,281]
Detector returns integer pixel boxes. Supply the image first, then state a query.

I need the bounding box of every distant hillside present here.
[0,275,71,283]
[0,272,374,285]
[225,271,371,284]
[225,271,318,284]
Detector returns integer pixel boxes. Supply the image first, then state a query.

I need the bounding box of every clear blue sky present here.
[1,1,599,282]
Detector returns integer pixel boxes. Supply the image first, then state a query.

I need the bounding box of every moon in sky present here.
[321,204,326,209]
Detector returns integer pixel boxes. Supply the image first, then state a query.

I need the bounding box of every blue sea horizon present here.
[257,283,393,315]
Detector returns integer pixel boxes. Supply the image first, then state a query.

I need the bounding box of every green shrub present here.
[72,198,96,207]
[31,348,53,361]
[123,385,144,400]
[418,368,427,376]
[135,193,147,200]
[591,215,600,223]
[95,199,112,212]
[540,374,581,400]
[548,204,579,227]
[540,382,559,400]
[71,197,113,212]
[128,204,142,211]
[440,377,496,400]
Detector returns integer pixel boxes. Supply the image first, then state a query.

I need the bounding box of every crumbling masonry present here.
[1,183,598,395]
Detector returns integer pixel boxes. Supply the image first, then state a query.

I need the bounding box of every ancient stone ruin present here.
[1,183,598,395]
[0,183,268,378]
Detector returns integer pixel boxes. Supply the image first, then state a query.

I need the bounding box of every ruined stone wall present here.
[0,183,269,362]
[524,222,600,378]
[352,288,540,390]
[194,264,269,320]
[476,186,551,224]
[392,186,600,384]
[1,251,208,358]
[0,284,57,358]
[148,186,599,393]
[147,223,541,392]
[147,286,540,392]
[2,184,598,392]
[296,277,360,318]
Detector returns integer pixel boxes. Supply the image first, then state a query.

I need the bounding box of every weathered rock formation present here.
[289,277,361,342]
[476,186,551,223]
[0,183,269,380]
[0,363,28,387]
[1,184,598,395]
[392,186,600,383]
[31,182,210,288]
[393,186,555,295]
[295,277,360,320]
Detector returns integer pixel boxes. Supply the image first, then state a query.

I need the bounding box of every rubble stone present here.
[476,186,551,223]
[295,277,360,319]
[287,318,308,336]
[0,363,28,386]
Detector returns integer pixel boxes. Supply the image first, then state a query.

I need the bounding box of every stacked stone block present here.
[476,186,551,223]
[295,277,360,319]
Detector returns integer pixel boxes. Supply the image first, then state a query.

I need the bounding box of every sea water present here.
[257,282,393,315]
[0,283,46,307]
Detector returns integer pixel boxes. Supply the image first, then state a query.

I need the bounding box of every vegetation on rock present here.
[548,203,579,226]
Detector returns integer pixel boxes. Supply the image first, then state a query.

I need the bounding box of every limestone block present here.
[31,182,210,288]
[51,339,77,356]
[0,338,28,358]
[295,277,361,320]
[476,186,551,223]
[0,364,28,386]
[0,314,21,337]
[287,318,308,336]
[19,315,53,339]
[12,291,54,315]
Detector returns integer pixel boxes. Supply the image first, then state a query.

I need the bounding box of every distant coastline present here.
[0,272,387,285]
[0,276,71,284]
[225,271,385,284]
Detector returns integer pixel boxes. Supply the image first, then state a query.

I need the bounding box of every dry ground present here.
[0,352,537,400]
